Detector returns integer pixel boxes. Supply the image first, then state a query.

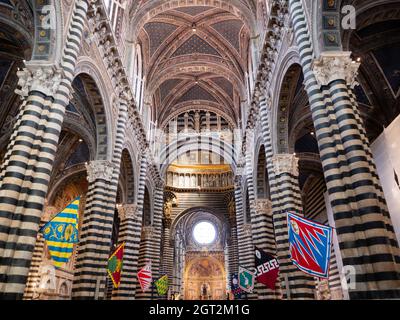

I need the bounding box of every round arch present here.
[271,49,303,154]
[158,136,238,177]
[74,59,113,161]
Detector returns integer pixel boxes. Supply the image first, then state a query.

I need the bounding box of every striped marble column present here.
[0,0,88,299]
[233,173,257,299]
[110,204,141,300]
[23,205,57,300]
[253,199,281,299]
[112,156,148,299]
[72,92,129,299]
[227,215,239,284]
[288,0,400,298]
[71,160,119,300]
[271,154,315,299]
[136,186,164,300]
[161,218,174,283]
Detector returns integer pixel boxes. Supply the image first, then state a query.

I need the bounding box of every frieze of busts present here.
[15,64,63,98]
[85,160,118,183]
[272,154,299,176]
[313,51,360,88]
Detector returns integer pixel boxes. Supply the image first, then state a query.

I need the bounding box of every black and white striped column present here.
[136,186,163,300]
[288,0,400,298]
[72,90,129,299]
[271,154,315,299]
[0,0,88,299]
[233,173,257,299]
[112,156,148,299]
[23,205,57,300]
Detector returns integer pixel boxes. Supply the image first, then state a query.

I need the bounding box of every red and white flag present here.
[137,262,152,292]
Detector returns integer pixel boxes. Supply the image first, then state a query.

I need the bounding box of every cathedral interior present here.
[0,0,400,300]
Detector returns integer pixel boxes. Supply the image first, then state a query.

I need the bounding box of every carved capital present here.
[272,154,299,176]
[85,160,118,183]
[117,203,138,221]
[234,174,243,188]
[42,205,58,223]
[312,51,360,87]
[243,223,252,237]
[142,226,155,239]
[15,64,63,98]
[255,199,273,214]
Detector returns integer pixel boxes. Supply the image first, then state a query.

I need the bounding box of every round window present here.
[193,221,216,245]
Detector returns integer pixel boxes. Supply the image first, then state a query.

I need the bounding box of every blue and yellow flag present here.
[40,197,80,268]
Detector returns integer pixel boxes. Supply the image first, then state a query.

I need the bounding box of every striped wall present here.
[288,0,400,299]
[0,0,88,300]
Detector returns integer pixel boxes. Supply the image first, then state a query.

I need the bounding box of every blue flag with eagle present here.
[40,197,80,268]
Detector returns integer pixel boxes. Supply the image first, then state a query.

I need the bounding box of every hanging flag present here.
[394,170,400,191]
[107,243,125,288]
[287,212,333,278]
[254,247,280,290]
[230,273,242,299]
[238,266,255,293]
[137,262,152,292]
[40,196,80,268]
[155,275,169,296]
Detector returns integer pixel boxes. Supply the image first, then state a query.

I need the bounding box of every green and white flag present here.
[238,266,255,293]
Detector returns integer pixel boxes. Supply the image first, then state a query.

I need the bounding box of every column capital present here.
[15,63,63,98]
[234,174,243,188]
[255,199,273,213]
[42,205,58,222]
[272,154,299,176]
[142,226,156,239]
[243,223,252,237]
[117,203,139,221]
[312,51,360,87]
[85,160,118,183]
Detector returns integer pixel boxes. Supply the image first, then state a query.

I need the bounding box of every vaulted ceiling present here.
[136,4,252,128]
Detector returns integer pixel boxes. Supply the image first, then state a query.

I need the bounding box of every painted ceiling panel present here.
[144,22,178,56]
[211,19,244,52]
[211,77,233,99]
[171,35,221,57]
[176,85,218,104]
[174,6,214,16]
[160,79,183,101]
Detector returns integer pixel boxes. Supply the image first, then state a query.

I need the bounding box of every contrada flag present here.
[254,247,280,290]
[40,197,80,268]
[230,273,242,299]
[138,262,152,292]
[107,243,125,288]
[155,275,169,296]
[287,212,333,278]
